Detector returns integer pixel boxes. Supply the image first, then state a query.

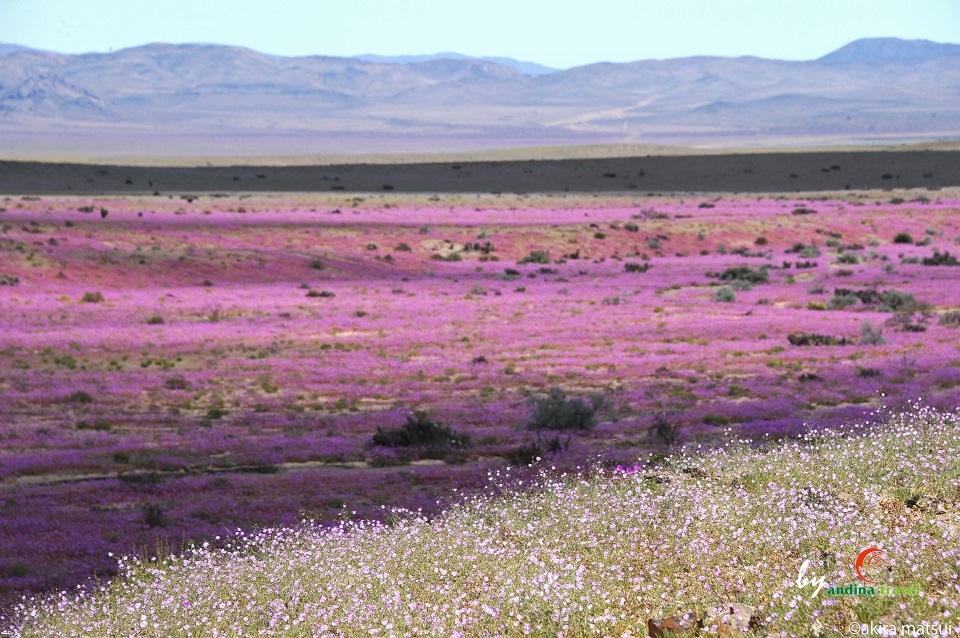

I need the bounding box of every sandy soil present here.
[1,147,958,195]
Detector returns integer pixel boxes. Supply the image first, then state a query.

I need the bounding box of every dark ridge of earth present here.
[0,150,958,195]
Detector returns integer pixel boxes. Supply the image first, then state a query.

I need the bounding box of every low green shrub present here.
[372,412,470,448]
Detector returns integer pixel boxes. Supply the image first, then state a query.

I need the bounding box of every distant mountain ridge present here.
[818,37,960,65]
[353,53,558,76]
[1,37,958,157]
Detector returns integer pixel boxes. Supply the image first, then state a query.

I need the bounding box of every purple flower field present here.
[1,190,959,607]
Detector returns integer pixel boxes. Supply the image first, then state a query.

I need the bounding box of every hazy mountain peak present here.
[0,43,43,56]
[818,37,960,65]
[354,52,558,75]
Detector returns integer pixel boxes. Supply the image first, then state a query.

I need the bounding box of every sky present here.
[1,0,959,69]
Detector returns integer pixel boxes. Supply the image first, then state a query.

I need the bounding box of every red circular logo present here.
[855,547,888,584]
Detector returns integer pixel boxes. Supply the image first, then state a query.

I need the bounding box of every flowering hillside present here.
[5,405,960,636]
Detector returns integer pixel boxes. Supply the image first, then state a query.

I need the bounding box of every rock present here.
[647,614,697,637]
[699,603,758,636]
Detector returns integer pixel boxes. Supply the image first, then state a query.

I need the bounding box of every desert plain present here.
[1,148,960,610]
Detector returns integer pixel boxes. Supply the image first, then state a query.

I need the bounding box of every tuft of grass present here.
[12,408,960,636]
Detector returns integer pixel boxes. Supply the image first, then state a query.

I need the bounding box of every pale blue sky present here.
[1,0,958,68]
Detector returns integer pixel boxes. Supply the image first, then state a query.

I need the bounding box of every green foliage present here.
[65,391,94,404]
[828,292,858,309]
[205,406,229,420]
[717,266,769,285]
[836,252,860,264]
[76,419,112,431]
[526,387,599,433]
[922,250,958,266]
[518,250,551,264]
[507,441,543,466]
[860,320,886,345]
[713,286,736,302]
[788,332,848,346]
[893,232,914,244]
[878,289,916,311]
[372,412,469,448]
[939,310,960,328]
[80,291,105,303]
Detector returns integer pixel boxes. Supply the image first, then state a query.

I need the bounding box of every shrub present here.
[76,419,112,431]
[80,291,104,303]
[518,250,551,264]
[886,300,934,333]
[893,232,914,244]
[788,333,848,346]
[791,207,816,215]
[828,293,858,309]
[394,243,412,252]
[0,273,19,286]
[142,503,165,528]
[754,237,768,246]
[164,375,191,390]
[372,411,469,448]
[507,441,544,466]
[717,266,769,285]
[860,321,886,345]
[702,414,730,426]
[624,262,651,273]
[308,259,326,269]
[922,250,959,266]
[65,391,94,404]
[623,222,639,232]
[206,406,229,420]
[799,245,821,258]
[145,315,165,325]
[939,310,960,328]
[713,286,736,302]
[526,387,599,434]
[836,252,860,265]
[878,290,916,311]
[306,290,335,298]
[649,413,678,445]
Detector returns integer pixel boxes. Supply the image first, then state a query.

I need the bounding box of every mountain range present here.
[1,37,958,158]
